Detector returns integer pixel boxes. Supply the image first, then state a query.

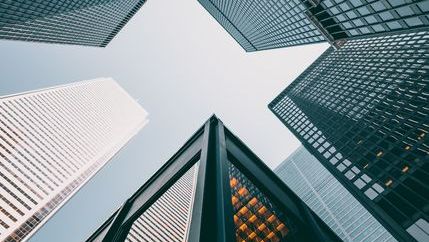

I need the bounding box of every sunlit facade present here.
[0,0,146,47]
[88,116,341,242]
[275,146,395,242]
[0,78,148,241]
[269,30,429,241]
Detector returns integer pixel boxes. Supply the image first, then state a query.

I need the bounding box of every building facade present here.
[0,78,148,241]
[198,0,429,51]
[197,0,326,51]
[0,0,146,47]
[304,0,429,45]
[126,163,199,242]
[87,116,341,242]
[275,146,395,242]
[269,29,429,241]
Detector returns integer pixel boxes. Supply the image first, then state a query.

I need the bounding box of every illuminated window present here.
[385,179,393,187]
[228,161,292,241]
[376,151,384,157]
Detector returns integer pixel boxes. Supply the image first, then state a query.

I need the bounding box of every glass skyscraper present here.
[88,116,341,242]
[269,29,429,241]
[0,0,146,47]
[305,0,429,43]
[198,0,429,51]
[275,146,395,242]
[0,78,148,241]
[197,0,326,51]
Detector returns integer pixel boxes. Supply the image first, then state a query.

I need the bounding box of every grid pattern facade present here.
[0,78,148,241]
[0,0,146,47]
[229,161,292,241]
[126,163,198,242]
[269,30,429,241]
[307,0,429,41]
[275,146,395,242]
[198,0,326,52]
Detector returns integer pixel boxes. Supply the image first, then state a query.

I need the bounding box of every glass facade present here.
[126,163,198,242]
[269,30,429,241]
[0,0,146,47]
[0,79,148,241]
[197,0,326,52]
[229,161,292,241]
[307,0,429,41]
[275,146,395,241]
[198,0,429,50]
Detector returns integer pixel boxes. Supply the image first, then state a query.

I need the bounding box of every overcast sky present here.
[0,0,328,241]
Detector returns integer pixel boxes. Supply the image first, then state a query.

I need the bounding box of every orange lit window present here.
[230,177,238,187]
[229,162,292,242]
[258,206,267,215]
[248,197,258,206]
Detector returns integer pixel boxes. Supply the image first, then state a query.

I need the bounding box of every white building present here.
[126,163,198,242]
[0,78,148,241]
[275,146,396,242]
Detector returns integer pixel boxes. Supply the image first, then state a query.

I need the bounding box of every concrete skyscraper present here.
[0,0,146,47]
[275,146,395,242]
[269,29,428,241]
[198,0,429,51]
[0,78,148,241]
[88,116,341,242]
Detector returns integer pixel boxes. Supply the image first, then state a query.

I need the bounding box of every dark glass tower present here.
[87,116,341,242]
[198,0,429,51]
[197,0,326,51]
[0,0,146,47]
[269,29,429,242]
[305,0,429,44]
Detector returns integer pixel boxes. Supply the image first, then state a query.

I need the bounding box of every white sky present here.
[0,0,328,241]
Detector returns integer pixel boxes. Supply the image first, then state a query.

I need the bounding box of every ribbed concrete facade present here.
[126,163,198,242]
[0,78,148,241]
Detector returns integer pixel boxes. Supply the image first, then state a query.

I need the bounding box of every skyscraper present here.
[275,146,395,242]
[0,78,148,241]
[87,116,341,242]
[198,0,429,51]
[304,0,429,45]
[269,29,429,241]
[0,0,146,47]
[197,0,326,51]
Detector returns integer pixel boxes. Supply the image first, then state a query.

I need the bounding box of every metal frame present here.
[87,115,341,242]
